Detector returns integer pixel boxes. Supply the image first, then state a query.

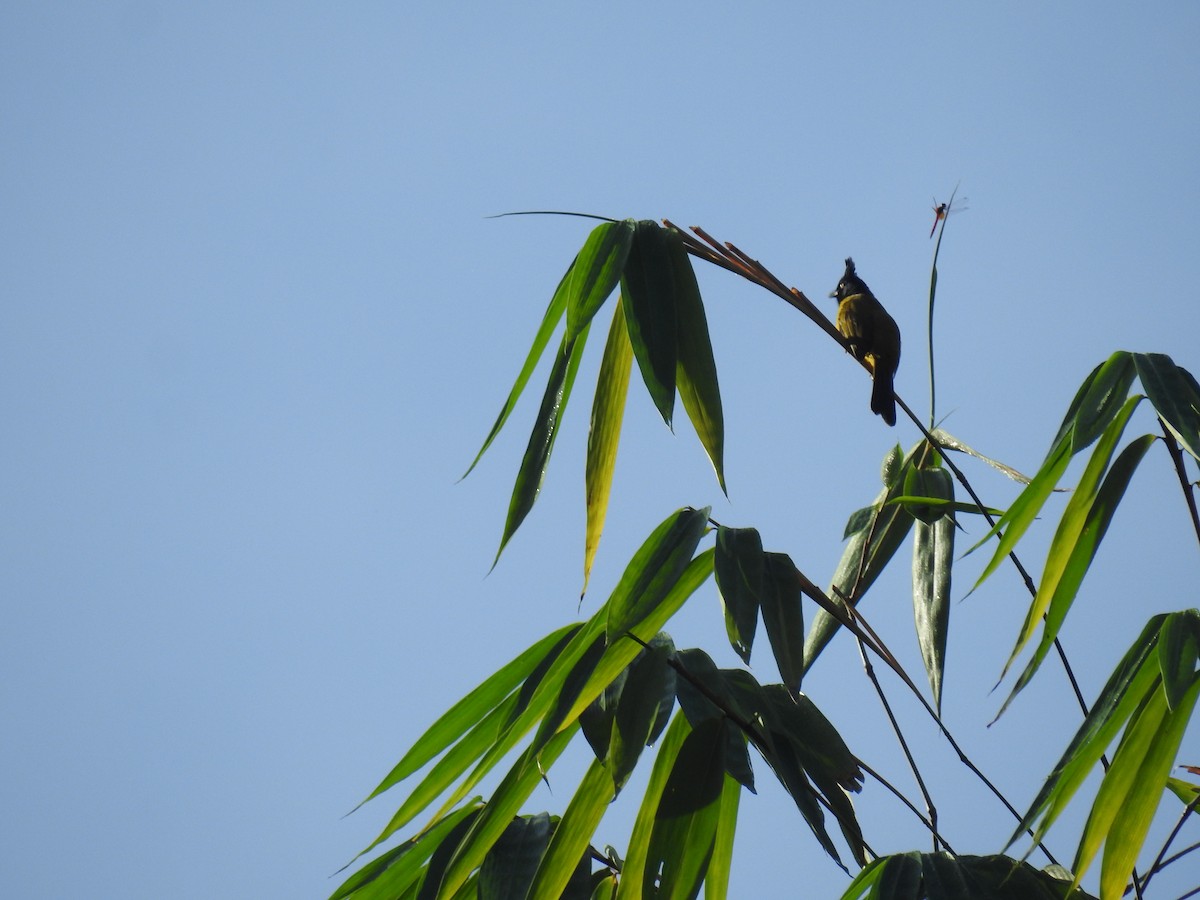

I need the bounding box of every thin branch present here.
[1160,417,1200,549]
[856,759,954,854]
[1134,794,1200,894]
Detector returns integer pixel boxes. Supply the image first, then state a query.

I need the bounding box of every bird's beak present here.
[829,288,838,299]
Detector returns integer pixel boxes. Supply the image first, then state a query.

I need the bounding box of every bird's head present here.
[831,256,871,301]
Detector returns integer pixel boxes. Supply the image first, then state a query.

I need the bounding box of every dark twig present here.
[1160,417,1200,549]
[1133,794,1200,895]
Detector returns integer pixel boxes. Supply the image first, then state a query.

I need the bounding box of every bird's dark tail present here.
[871,370,897,426]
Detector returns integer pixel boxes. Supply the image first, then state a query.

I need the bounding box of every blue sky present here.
[2,4,1198,898]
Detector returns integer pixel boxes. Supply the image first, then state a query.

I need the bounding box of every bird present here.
[831,258,901,426]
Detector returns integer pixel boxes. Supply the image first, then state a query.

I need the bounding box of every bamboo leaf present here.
[621,220,677,426]
[462,270,572,479]
[645,717,726,900]
[583,298,634,593]
[566,220,636,341]
[997,431,1154,718]
[496,325,591,565]
[911,468,954,714]
[1134,352,1200,462]
[760,552,805,695]
[615,712,691,900]
[478,813,553,900]
[703,775,742,900]
[609,635,677,794]
[669,228,726,492]
[1007,616,1166,851]
[527,761,612,900]
[1158,609,1200,711]
[606,507,711,643]
[1049,351,1135,459]
[714,526,764,664]
[805,445,917,669]
[1098,678,1200,899]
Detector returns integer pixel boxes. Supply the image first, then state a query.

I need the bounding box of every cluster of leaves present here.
[335,218,1200,899]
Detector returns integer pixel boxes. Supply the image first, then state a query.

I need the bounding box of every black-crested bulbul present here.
[831,257,901,426]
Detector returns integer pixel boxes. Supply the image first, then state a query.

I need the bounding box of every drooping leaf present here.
[1050,351,1135,459]
[645,717,726,900]
[1134,351,1200,462]
[760,552,805,695]
[527,761,612,900]
[415,805,491,900]
[911,468,953,714]
[805,444,917,669]
[1158,609,1200,711]
[478,813,554,900]
[703,774,742,900]
[669,228,726,492]
[615,713,691,900]
[609,635,677,794]
[566,220,636,341]
[930,428,1038,484]
[621,220,678,426]
[462,270,571,479]
[714,526,764,664]
[495,325,591,565]
[583,297,634,593]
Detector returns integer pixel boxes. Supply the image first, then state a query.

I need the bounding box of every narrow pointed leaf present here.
[911,468,954,714]
[438,725,577,897]
[931,428,1038,484]
[997,432,1155,717]
[1098,679,1200,900]
[669,229,726,492]
[714,526,764,664]
[527,761,611,900]
[703,774,741,900]
[1158,609,1200,710]
[566,220,636,341]
[610,636,676,793]
[364,624,579,803]
[616,713,691,900]
[496,325,591,564]
[478,813,553,900]
[1134,351,1200,462]
[606,506,711,643]
[645,717,726,900]
[463,270,571,478]
[621,220,677,426]
[805,445,917,669]
[1048,351,1135,459]
[329,803,482,900]
[584,298,634,593]
[415,806,490,900]
[760,552,805,694]
[1007,616,1166,851]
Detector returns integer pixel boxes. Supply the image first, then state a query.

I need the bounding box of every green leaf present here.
[1158,609,1200,710]
[877,852,923,899]
[329,802,482,900]
[1134,351,1200,462]
[566,220,636,341]
[669,228,726,492]
[438,725,578,897]
[363,624,579,803]
[415,806,490,900]
[478,813,553,900]
[997,429,1154,717]
[1048,351,1135,459]
[760,552,805,695]
[496,324,591,565]
[606,507,711,643]
[527,761,611,900]
[621,220,677,426]
[462,270,571,479]
[615,712,691,900]
[645,717,726,900]
[584,297,635,593]
[609,635,677,794]
[703,775,741,900]
[911,468,954,715]
[1007,616,1167,852]
[805,444,918,669]
[714,526,764,664]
